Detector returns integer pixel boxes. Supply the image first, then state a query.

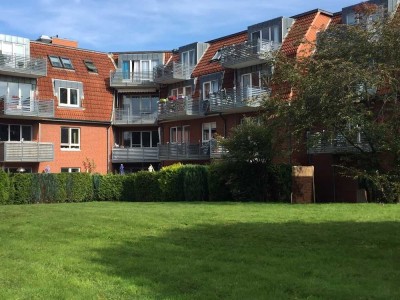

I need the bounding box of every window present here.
[0,124,32,141]
[184,86,192,97]
[48,55,74,69]
[59,87,79,106]
[182,49,196,66]
[171,88,178,97]
[61,127,80,150]
[203,80,218,99]
[123,131,158,148]
[170,127,183,143]
[84,60,98,73]
[210,50,221,62]
[48,55,63,67]
[60,57,74,69]
[61,167,80,173]
[202,122,217,143]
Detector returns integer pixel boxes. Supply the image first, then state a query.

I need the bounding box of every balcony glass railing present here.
[158,96,203,120]
[110,70,157,87]
[0,54,47,77]
[307,132,372,154]
[153,62,194,84]
[113,108,158,125]
[203,87,269,112]
[0,141,54,162]
[0,96,54,118]
[220,39,280,68]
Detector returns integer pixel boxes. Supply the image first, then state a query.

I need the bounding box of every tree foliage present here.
[265,5,400,202]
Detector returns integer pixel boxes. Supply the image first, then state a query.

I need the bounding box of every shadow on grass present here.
[93,221,400,299]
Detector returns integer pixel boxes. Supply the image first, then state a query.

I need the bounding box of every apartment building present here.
[2,0,395,201]
[0,35,116,174]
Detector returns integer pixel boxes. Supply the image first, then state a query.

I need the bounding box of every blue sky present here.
[0,0,359,52]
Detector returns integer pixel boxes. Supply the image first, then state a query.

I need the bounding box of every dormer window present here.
[210,50,221,62]
[49,55,63,67]
[60,57,74,69]
[182,49,195,66]
[84,60,98,73]
[48,55,74,69]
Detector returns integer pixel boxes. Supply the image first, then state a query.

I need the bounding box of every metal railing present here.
[0,97,54,118]
[158,141,226,160]
[153,62,194,84]
[158,96,203,120]
[0,54,47,77]
[307,132,372,154]
[110,70,158,87]
[112,147,159,163]
[220,39,280,68]
[204,87,268,112]
[0,141,54,162]
[113,108,158,125]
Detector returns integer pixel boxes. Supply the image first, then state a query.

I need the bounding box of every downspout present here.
[219,112,226,138]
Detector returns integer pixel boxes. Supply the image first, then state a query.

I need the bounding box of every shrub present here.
[182,165,208,201]
[31,173,59,203]
[208,161,234,201]
[121,174,136,201]
[0,170,11,204]
[158,163,185,201]
[96,174,124,201]
[10,173,32,204]
[134,171,161,202]
[64,173,93,202]
[269,164,292,202]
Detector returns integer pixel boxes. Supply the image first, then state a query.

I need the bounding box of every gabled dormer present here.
[154,42,209,84]
[110,52,165,88]
[220,17,294,69]
[342,0,399,25]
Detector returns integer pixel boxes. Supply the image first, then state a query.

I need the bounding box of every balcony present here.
[205,87,268,114]
[158,96,204,121]
[110,70,158,88]
[0,54,47,78]
[112,147,159,163]
[158,143,210,161]
[0,141,54,162]
[307,132,372,154]
[0,97,54,118]
[220,39,280,69]
[113,108,157,126]
[153,62,194,84]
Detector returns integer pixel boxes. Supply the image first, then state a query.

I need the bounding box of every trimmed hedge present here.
[0,162,292,204]
[134,171,161,202]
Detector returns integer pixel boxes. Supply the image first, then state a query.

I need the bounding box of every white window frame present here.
[170,127,178,143]
[59,87,79,107]
[202,122,217,143]
[203,80,218,100]
[61,127,80,150]
[61,167,80,173]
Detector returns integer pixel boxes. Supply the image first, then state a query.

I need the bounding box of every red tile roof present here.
[281,10,332,57]
[31,42,115,122]
[192,31,247,77]
[331,12,343,25]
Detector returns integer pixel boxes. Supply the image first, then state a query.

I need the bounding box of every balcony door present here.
[241,73,252,101]
[1,81,34,112]
[122,60,156,82]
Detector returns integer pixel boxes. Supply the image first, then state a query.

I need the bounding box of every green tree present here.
[265,4,400,202]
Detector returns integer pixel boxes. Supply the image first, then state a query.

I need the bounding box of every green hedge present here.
[0,163,291,205]
[134,171,161,202]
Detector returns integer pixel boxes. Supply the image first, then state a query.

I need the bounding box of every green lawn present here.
[0,202,399,299]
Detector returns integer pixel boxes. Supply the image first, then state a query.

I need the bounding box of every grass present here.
[0,202,399,299]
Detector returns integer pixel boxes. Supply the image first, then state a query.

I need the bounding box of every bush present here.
[208,161,234,201]
[96,174,124,201]
[121,174,136,201]
[158,163,185,201]
[31,173,59,203]
[10,173,32,204]
[134,171,161,202]
[269,164,292,202]
[64,173,93,202]
[182,165,208,201]
[0,170,11,204]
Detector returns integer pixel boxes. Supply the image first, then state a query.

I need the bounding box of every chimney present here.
[51,36,78,48]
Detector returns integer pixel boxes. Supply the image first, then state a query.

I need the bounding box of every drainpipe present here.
[218,112,226,138]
